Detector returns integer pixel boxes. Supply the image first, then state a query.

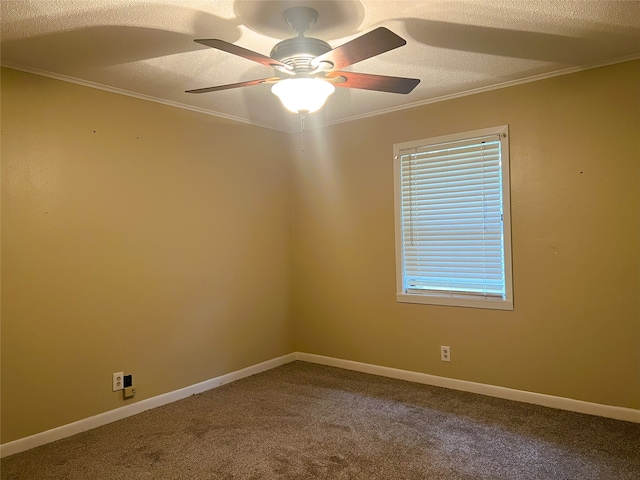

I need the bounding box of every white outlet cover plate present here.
[441,346,451,362]
[113,372,124,391]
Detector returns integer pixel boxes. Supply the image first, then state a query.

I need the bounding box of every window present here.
[393,125,513,310]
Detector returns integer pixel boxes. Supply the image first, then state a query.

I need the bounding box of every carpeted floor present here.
[2,361,639,479]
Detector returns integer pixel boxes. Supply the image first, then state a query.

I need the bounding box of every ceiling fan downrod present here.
[283,6,318,37]
[270,7,332,75]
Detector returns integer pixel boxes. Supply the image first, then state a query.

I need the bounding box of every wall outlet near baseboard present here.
[441,346,451,362]
[113,372,124,391]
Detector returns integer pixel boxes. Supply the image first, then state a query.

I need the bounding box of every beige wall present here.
[292,60,640,409]
[1,68,293,443]
[2,60,639,445]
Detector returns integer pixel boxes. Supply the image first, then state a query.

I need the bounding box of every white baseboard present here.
[4,351,639,458]
[0,353,297,458]
[295,352,640,424]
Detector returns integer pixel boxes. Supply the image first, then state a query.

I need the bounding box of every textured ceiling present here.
[2,0,639,132]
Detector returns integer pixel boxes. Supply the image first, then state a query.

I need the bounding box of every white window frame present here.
[393,125,513,310]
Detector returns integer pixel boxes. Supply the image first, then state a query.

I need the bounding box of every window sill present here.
[396,293,514,311]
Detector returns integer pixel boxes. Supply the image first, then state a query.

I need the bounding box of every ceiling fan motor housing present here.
[270,37,332,74]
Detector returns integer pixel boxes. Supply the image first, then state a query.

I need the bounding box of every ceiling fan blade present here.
[186,77,281,94]
[312,27,406,70]
[195,39,291,70]
[327,72,420,94]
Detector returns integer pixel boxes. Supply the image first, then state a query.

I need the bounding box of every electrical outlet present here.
[113,372,124,391]
[441,346,451,362]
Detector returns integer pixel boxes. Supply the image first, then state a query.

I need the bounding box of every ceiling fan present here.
[186,6,420,114]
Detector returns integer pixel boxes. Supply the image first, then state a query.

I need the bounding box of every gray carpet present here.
[2,361,639,479]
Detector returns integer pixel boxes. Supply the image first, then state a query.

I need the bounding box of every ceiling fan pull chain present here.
[299,112,306,151]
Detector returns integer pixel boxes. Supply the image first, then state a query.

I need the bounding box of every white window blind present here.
[394,126,513,309]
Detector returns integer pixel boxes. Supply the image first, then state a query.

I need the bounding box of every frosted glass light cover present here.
[271,78,335,113]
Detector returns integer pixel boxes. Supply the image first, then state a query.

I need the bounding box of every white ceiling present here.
[2,0,639,132]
